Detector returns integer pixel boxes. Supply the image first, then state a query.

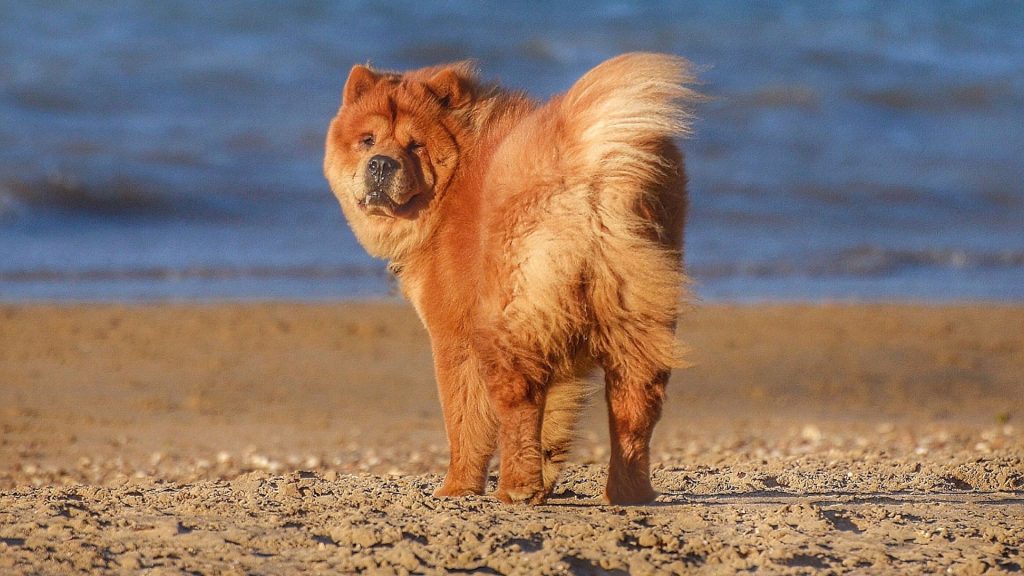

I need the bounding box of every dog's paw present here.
[430,475,481,498]
[494,484,547,505]
[603,485,659,505]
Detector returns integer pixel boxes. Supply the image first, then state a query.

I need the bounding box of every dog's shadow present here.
[545,487,1024,508]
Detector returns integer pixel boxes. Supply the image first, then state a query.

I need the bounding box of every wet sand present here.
[1,302,1022,574]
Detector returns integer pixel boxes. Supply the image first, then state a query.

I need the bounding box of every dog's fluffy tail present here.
[559,53,700,372]
[560,52,701,183]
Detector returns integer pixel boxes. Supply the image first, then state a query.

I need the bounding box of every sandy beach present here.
[1,302,1022,574]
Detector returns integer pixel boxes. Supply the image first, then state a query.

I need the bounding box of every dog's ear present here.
[343,64,379,105]
[425,62,476,109]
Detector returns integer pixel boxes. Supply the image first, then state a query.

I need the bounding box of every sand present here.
[1,302,1022,574]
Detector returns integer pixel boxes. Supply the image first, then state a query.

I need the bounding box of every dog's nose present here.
[367,155,399,184]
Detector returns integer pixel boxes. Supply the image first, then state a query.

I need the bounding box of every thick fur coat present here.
[324,53,700,504]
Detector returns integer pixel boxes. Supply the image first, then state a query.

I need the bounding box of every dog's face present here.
[324,63,476,259]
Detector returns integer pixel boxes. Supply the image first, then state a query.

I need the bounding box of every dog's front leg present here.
[432,346,498,498]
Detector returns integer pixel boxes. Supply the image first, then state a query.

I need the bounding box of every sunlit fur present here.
[325,53,701,505]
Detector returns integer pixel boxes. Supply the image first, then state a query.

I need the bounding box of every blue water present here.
[1,1,1022,301]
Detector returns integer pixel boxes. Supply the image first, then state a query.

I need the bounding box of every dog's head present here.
[324,62,478,260]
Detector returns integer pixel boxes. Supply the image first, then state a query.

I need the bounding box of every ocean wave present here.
[850,82,1017,112]
[820,246,1024,277]
[0,265,388,283]
[724,85,820,110]
[691,246,1024,280]
[4,247,1019,286]
[0,173,216,220]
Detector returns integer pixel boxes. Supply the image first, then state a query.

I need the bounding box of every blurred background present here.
[0,1,1021,301]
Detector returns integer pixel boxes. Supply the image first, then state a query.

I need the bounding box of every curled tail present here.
[561,52,702,183]
[560,54,701,371]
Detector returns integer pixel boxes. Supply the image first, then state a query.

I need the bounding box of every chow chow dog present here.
[324,53,700,504]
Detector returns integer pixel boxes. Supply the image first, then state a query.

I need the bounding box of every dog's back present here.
[475,53,700,380]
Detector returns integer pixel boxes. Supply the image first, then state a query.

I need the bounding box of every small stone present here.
[637,529,660,548]
[278,482,300,499]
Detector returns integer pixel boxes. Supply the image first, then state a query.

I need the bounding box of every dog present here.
[324,53,699,504]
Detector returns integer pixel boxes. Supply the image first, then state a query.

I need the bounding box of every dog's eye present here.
[408,140,424,153]
[359,134,375,148]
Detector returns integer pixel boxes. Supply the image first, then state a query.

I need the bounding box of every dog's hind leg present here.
[602,362,669,504]
[487,366,547,505]
[589,238,685,504]
[475,316,568,505]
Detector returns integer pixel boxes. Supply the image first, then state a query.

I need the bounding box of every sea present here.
[1,1,1022,301]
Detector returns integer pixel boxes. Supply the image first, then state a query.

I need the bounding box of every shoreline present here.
[2,301,1021,483]
[4,295,1024,305]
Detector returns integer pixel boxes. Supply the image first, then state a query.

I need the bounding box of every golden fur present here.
[324,53,700,504]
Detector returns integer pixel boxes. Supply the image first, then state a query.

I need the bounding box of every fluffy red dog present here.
[324,53,700,504]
